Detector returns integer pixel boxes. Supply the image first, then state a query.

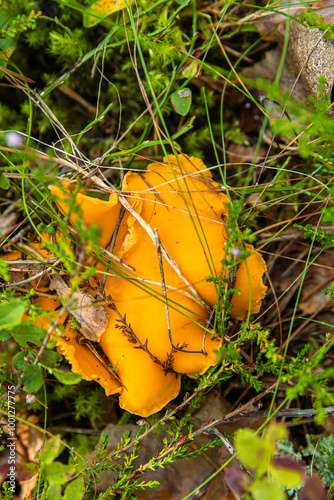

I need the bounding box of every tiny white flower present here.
[6,132,24,148]
[230,247,241,257]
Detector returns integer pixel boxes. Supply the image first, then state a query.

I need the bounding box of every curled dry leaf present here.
[31,295,123,394]
[50,275,108,342]
[39,154,267,416]
[252,1,334,36]
[278,20,334,105]
[242,19,334,115]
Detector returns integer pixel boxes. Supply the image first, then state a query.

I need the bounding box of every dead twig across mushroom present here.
[74,333,122,385]
[110,300,185,374]
[101,206,127,290]
[116,192,211,312]
[154,227,207,356]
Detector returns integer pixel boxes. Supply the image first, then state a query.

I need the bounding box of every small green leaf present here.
[37,223,56,236]
[0,258,10,281]
[239,25,259,33]
[13,351,31,370]
[40,435,63,465]
[11,322,46,347]
[271,457,305,488]
[40,350,62,368]
[299,11,334,38]
[0,174,10,189]
[52,368,82,385]
[235,428,272,474]
[265,424,287,447]
[63,476,85,500]
[0,331,11,341]
[21,364,43,393]
[46,484,61,500]
[181,61,200,79]
[0,301,26,330]
[171,88,192,116]
[0,30,17,73]
[251,478,286,500]
[43,462,75,486]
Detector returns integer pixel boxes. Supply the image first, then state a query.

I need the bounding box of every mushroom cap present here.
[230,244,268,320]
[49,183,120,248]
[100,326,181,416]
[122,154,230,305]
[57,323,122,396]
[47,154,267,416]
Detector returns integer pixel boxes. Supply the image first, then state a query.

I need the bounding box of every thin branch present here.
[109,300,172,371]
[5,258,61,288]
[155,228,206,356]
[101,206,126,290]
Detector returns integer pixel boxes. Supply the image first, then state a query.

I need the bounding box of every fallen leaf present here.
[50,275,109,342]
[252,2,334,36]
[83,0,134,27]
[279,20,334,104]
[0,212,18,243]
[242,19,334,115]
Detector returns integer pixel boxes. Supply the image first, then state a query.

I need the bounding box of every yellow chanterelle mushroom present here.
[46,154,267,416]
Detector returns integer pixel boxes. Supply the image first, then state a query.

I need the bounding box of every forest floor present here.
[1,1,334,499]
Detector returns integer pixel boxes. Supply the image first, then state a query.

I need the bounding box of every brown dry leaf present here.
[50,275,108,342]
[242,19,334,114]
[0,464,38,500]
[193,389,231,423]
[278,20,334,104]
[242,45,308,105]
[252,1,334,36]
[226,143,268,165]
[204,476,231,500]
[298,253,334,316]
[88,393,253,499]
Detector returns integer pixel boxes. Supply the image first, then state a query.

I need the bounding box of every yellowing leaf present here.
[39,435,62,465]
[271,456,305,489]
[265,424,287,447]
[251,478,287,500]
[235,428,273,475]
[83,0,133,27]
